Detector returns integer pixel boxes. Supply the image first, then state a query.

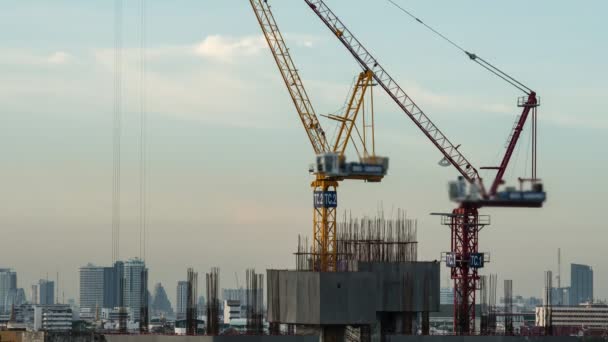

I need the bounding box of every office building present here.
[33,304,73,332]
[5,288,26,309]
[38,280,54,305]
[570,263,593,305]
[536,303,608,329]
[0,269,17,313]
[104,261,124,309]
[551,287,570,306]
[222,288,263,309]
[79,264,105,310]
[123,258,147,321]
[176,281,188,320]
[223,300,242,324]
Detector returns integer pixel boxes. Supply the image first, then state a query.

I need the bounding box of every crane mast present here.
[250,0,387,272]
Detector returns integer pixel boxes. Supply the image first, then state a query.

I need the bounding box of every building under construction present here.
[268,212,440,341]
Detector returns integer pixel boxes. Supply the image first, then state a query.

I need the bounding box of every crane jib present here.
[304,0,480,183]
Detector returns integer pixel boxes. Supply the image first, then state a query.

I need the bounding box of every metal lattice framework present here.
[251,0,329,155]
[333,70,374,157]
[304,0,480,183]
[450,206,480,334]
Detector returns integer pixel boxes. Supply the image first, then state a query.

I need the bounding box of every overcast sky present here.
[1,0,607,306]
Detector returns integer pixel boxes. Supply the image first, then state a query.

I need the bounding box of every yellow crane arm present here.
[250,0,330,154]
[331,70,374,157]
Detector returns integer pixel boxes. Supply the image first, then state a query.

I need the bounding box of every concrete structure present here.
[570,264,593,305]
[33,305,73,332]
[357,262,440,313]
[0,268,17,313]
[176,281,188,320]
[105,336,319,342]
[267,261,439,340]
[267,270,377,325]
[101,334,587,342]
[123,258,147,321]
[223,300,242,324]
[79,264,105,310]
[38,280,55,305]
[536,303,608,329]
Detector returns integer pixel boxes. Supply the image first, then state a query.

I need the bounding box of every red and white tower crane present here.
[302,0,546,334]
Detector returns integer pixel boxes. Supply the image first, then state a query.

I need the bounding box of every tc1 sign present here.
[470,253,485,268]
[313,191,337,208]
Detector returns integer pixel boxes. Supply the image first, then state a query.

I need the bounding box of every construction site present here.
[4,0,605,342]
[116,0,550,340]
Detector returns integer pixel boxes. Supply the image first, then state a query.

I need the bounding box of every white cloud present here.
[193,34,319,63]
[0,49,74,66]
[194,35,266,62]
[47,51,72,65]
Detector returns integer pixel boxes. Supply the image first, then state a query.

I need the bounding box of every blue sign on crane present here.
[470,253,484,268]
[313,191,337,208]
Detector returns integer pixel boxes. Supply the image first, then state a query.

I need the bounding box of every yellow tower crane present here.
[250,0,388,272]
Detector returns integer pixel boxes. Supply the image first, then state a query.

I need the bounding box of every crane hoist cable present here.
[385,0,533,95]
[384,0,542,197]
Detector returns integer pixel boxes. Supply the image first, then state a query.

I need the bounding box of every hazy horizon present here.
[1,0,607,306]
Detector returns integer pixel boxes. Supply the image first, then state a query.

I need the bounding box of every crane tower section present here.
[251,0,388,272]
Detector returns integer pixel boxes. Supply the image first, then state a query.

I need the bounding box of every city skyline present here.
[1,0,607,303]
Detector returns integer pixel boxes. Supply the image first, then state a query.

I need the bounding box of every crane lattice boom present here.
[304,0,480,183]
[251,0,329,154]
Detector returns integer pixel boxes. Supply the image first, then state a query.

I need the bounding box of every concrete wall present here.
[267,270,376,325]
[358,262,440,313]
[104,335,603,342]
[267,263,440,325]
[385,336,594,342]
[104,336,318,342]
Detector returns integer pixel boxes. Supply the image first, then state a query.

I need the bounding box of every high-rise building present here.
[551,287,570,306]
[31,284,39,304]
[222,288,263,307]
[123,258,147,321]
[151,283,173,317]
[5,288,26,309]
[0,269,17,313]
[176,281,188,320]
[570,264,593,305]
[38,280,55,305]
[79,264,105,310]
[104,261,124,309]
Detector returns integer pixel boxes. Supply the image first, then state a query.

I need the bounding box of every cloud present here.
[193,34,319,63]
[47,51,72,65]
[542,113,608,130]
[0,49,74,66]
[194,35,267,62]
